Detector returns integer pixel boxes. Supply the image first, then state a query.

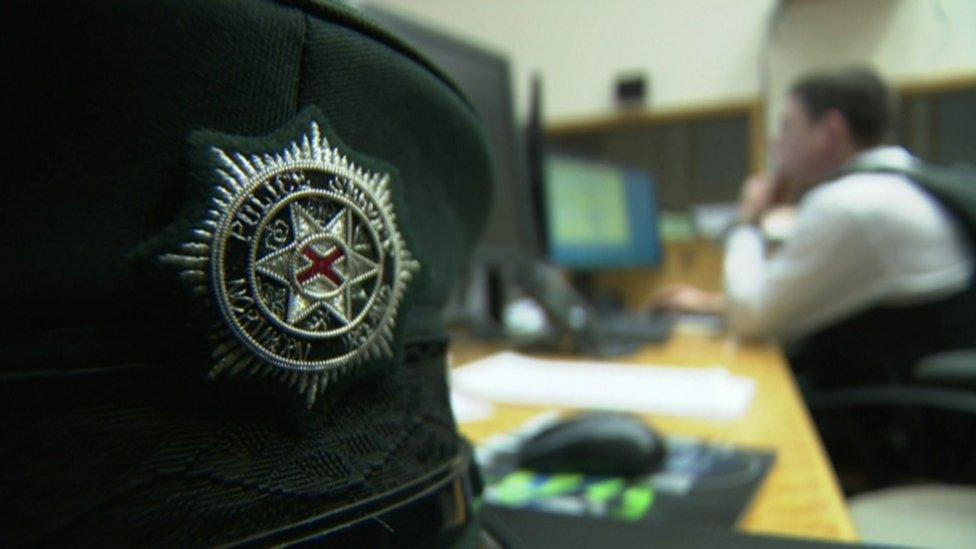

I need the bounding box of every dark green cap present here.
[3,0,492,544]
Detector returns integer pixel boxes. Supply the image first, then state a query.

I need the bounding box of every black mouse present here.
[518,412,666,477]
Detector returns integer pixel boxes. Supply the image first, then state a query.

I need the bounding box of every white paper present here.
[450,389,495,423]
[452,351,755,421]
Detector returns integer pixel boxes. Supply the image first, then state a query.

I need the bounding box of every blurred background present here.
[351,2,976,546]
[356,0,976,308]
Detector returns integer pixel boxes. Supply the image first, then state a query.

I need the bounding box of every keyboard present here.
[594,311,675,343]
[576,311,675,357]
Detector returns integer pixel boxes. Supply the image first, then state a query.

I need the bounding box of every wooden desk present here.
[450,332,857,543]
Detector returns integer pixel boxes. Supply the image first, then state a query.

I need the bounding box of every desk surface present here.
[449,332,857,543]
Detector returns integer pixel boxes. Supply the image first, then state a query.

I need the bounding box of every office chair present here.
[806,349,976,492]
[805,350,976,546]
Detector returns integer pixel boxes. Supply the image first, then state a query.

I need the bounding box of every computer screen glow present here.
[544,155,662,269]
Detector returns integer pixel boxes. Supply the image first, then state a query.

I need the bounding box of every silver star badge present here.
[163,116,419,406]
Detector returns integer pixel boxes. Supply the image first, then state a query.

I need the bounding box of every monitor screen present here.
[544,155,662,269]
[363,6,539,260]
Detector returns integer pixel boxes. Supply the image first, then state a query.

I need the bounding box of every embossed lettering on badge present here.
[164,116,419,405]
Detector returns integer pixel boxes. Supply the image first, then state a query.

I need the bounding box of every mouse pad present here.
[476,412,775,528]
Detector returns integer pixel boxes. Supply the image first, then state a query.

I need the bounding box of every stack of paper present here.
[449,389,495,424]
[452,351,755,421]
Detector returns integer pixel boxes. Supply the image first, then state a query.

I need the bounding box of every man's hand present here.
[649,284,726,315]
[738,172,782,225]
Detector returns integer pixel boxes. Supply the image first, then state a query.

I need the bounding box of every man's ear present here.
[823,108,853,146]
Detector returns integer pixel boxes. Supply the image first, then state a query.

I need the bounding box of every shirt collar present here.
[846,145,916,170]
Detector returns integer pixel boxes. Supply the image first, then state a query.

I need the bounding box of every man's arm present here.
[648,173,787,317]
[723,197,891,340]
[649,284,725,315]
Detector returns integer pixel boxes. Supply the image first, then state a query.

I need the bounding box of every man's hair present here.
[790,67,896,148]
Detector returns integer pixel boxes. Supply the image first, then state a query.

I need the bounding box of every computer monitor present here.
[543,154,663,270]
[363,6,540,260]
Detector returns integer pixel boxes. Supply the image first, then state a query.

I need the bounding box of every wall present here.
[362,0,976,129]
[361,0,777,121]
[766,0,976,135]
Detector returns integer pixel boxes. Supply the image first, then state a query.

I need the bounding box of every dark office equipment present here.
[525,74,664,272]
[543,154,663,269]
[616,72,648,109]
[363,6,540,260]
[516,260,674,356]
[364,7,545,337]
[478,414,775,532]
[519,411,667,477]
[526,74,549,253]
[481,506,854,549]
[522,93,672,351]
[529,74,662,271]
[366,10,671,350]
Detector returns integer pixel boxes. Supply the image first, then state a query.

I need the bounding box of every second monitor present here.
[543,154,663,270]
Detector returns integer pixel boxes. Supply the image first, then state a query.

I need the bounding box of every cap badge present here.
[164,116,419,405]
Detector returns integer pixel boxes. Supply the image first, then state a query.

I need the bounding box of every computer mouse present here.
[518,411,666,477]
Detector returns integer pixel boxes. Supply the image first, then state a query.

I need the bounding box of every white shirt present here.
[724,146,973,341]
